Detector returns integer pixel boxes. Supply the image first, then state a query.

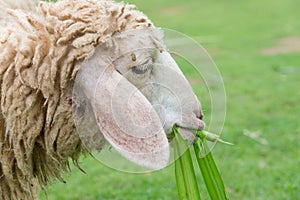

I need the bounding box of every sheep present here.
[0,0,205,199]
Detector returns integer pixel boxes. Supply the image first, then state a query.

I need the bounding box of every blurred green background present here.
[40,0,300,199]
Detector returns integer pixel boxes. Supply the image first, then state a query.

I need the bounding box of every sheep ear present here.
[94,67,169,170]
[75,56,169,170]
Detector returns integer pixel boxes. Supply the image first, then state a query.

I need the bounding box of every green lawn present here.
[40,0,300,199]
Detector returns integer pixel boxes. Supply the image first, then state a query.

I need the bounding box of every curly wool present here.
[0,0,153,199]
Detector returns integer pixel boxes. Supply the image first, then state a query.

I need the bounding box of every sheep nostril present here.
[197,112,203,120]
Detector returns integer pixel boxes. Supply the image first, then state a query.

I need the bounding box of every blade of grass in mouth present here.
[173,126,229,200]
[193,131,228,200]
[173,127,201,200]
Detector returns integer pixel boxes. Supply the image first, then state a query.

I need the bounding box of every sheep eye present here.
[132,59,153,75]
[132,65,148,74]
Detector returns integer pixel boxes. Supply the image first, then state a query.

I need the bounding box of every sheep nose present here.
[197,111,203,120]
[194,107,203,120]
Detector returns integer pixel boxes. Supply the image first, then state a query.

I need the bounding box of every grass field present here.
[40,0,300,199]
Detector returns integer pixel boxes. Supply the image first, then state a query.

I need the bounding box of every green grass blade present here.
[174,137,188,200]
[193,136,228,200]
[205,149,227,197]
[174,128,201,200]
[180,147,201,200]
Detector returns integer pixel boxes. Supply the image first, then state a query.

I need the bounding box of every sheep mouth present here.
[175,109,205,132]
[176,118,205,131]
[168,117,205,144]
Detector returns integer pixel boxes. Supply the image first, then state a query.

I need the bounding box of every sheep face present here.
[74,28,204,170]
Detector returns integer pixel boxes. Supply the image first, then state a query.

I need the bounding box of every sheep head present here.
[74,28,205,170]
